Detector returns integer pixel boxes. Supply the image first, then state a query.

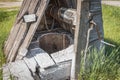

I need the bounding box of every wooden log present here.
[16,0,50,60]
[71,0,90,80]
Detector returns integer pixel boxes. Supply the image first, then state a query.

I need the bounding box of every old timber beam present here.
[71,0,104,79]
[71,0,90,80]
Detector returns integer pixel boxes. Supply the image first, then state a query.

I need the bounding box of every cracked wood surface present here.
[3,41,74,80]
[4,0,50,62]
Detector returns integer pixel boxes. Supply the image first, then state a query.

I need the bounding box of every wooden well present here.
[3,0,104,80]
[39,33,73,53]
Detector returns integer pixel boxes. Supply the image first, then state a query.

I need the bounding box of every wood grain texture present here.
[5,0,45,62]
[71,0,90,80]
[3,59,72,80]
[16,0,50,60]
[3,60,34,80]
[51,45,74,63]
[7,23,28,62]
[29,48,55,68]
[2,65,11,80]
[7,0,40,62]
[4,0,30,57]
[40,61,71,80]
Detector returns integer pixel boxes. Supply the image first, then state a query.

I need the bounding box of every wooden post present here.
[71,0,90,80]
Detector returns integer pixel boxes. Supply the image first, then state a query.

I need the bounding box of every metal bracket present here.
[24,14,36,23]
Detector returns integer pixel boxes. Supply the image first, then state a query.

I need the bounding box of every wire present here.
[83,23,94,72]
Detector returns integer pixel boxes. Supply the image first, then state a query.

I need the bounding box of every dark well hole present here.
[39,33,72,54]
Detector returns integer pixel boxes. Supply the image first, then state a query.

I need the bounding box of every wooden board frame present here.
[71,0,90,80]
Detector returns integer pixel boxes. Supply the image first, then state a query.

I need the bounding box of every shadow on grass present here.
[0,10,18,22]
[105,38,120,53]
[104,38,120,64]
[0,11,9,22]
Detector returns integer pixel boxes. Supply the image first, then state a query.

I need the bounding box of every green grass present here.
[79,48,120,80]
[103,5,120,54]
[79,5,120,80]
[0,8,18,80]
[103,5,120,46]
[0,4,120,80]
[0,8,18,63]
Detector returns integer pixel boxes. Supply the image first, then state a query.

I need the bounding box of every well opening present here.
[39,33,73,54]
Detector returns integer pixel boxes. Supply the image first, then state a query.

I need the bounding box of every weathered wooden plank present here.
[51,45,74,63]
[6,0,40,62]
[20,43,55,68]
[71,0,90,80]
[7,23,28,62]
[2,65,11,80]
[4,20,22,58]
[4,0,31,57]
[16,41,39,61]
[16,0,50,60]
[3,40,73,80]
[23,57,37,74]
[40,61,71,80]
[29,48,55,68]
[17,0,27,18]
[16,0,32,22]
[28,0,39,14]
[23,59,41,80]
[3,60,34,80]
[23,48,39,73]
[4,0,27,47]
[3,58,72,80]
